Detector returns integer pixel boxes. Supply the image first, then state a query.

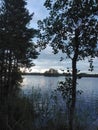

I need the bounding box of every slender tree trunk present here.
[0,50,5,100]
[4,50,8,86]
[69,58,77,130]
[0,50,5,88]
[7,50,12,94]
[69,29,79,130]
[0,57,3,87]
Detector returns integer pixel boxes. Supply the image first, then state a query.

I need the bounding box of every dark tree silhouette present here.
[0,0,39,129]
[0,0,39,91]
[38,0,98,130]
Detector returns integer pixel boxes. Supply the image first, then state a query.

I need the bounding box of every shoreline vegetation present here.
[22,72,98,78]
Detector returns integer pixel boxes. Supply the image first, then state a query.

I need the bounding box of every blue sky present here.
[26,0,98,73]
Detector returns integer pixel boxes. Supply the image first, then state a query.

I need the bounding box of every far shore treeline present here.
[22,71,98,78]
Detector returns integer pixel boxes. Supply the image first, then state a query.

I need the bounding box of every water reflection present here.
[21,75,65,93]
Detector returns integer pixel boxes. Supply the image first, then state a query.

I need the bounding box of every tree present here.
[0,0,39,128]
[38,0,98,130]
[0,0,39,90]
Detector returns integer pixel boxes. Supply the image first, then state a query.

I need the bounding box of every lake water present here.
[21,75,65,92]
[21,75,98,128]
[21,75,98,100]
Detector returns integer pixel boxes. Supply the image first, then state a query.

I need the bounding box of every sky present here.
[26,0,98,74]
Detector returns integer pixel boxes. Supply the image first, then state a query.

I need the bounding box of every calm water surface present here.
[21,75,98,99]
[21,75,65,92]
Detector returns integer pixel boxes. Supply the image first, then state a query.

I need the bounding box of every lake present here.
[21,75,98,129]
[21,75,98,100]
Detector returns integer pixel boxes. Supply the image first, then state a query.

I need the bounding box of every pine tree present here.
[0,0,38,90]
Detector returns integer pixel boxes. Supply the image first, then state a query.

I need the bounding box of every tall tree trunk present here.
[69,29,79,130]
[0,50,5,88]
[69,58,77,130]
[7,50,12,94]
[0,50,5,100]
[4,50,8,86]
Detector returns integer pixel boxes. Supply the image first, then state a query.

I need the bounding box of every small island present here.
[44,68,59,76]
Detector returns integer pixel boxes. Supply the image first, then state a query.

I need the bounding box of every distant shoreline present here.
[22,73,98,78]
